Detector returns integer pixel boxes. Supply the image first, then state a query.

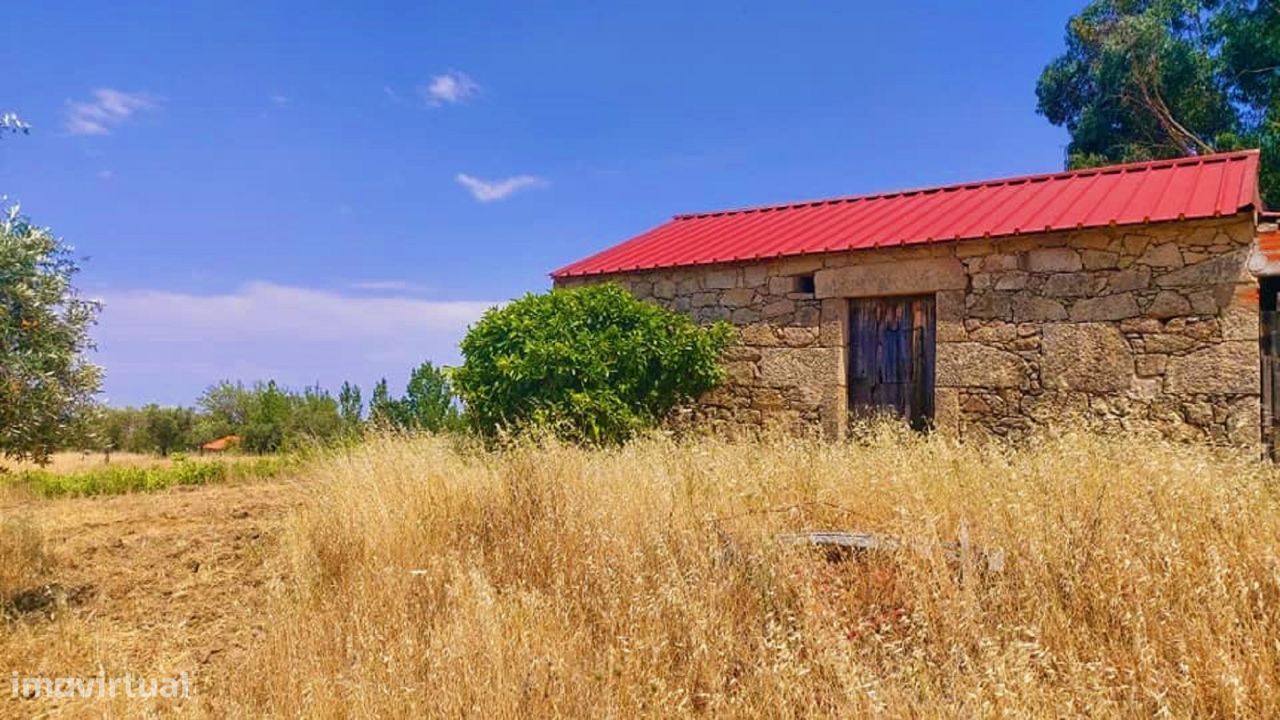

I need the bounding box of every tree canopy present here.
[1037,0,1279,207]
[0,206,102,462]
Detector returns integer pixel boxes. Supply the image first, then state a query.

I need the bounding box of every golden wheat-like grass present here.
[219,427,1280,718]
[0,516,46,602]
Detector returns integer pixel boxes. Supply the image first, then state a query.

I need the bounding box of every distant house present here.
[553,151,1277,452]
[199,435,240,454]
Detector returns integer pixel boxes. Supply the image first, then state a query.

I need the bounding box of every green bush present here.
[6,456,293,497]
[454,283,732,444]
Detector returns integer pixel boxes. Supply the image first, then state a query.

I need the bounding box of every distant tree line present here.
[68,362,461,456]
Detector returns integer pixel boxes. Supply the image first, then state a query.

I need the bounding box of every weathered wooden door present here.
[848,295,936,430]
[1261,278,1279,459]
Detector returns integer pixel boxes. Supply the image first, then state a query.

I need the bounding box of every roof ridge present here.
[672,149,1260,221]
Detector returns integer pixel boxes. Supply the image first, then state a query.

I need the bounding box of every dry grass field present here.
[2,451,177,474]
[1,451,252,475]
[4,427,1280,718]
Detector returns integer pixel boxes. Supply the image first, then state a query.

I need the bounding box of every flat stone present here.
[692,292,719,307]
[1182,225,1225,246]
[1146,291,1192,319]
[767,276,794,295]
[1108,266,1152,293]
[982,254,1022,272]
[1120,317,1163,333]
[817,299,845,346]
[994,272,1029,291]
[814,257,966,298]
[1135,354,1167,377]
[1122,235,1151,256]
[740,324,780,346]
[1043,272,1097,297]
[750,387,787,410]
[935,343,1026,389]
[1026,247,1082,273]
[1069,293,1140,321]
[969,292,1015,320]
[724,361,759,385]
[955,241,994,258]
[794,305,820,326]
[653,280,676,299]
[761,299,795,318]
[742,265,769,288]
[704,268,740,289]
[933,387,961,433]
[1227,397,1261,445]
[1182,400,1215,426]
[1081,250,1120,270]
[758,347,840,387]
[778,326,820,347]
[696,306,730,322]
[1156,250,1249,287]
[1165,341,1257,395]
[1143,333,1198,353]
[772,256,825,276]
[1072,230,1114,250]
[720,288,756,307]
[937,319,966,342]
[1137,242,1183,268]
[1012,295,1068,322]
[722,345,762,362]
[1224,218,1256,245]
[1187,290,1219,314]
[1041,323,1134,393]
[968,321,1018,343]
[1221,305,1258,341]
[936,290,966,322]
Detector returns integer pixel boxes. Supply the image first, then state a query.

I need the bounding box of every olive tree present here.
[0,206,102,463]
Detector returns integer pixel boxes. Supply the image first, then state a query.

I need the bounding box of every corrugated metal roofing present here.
[551,150,1262,278]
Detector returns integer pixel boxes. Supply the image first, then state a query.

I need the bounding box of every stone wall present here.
[554,214,1260,444]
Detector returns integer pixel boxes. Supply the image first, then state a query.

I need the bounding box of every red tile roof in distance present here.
[552,150,1262,278]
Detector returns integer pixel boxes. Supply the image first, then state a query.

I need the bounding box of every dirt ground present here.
[0,478,303,717]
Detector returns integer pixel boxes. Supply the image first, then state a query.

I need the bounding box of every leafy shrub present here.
[454,283,732,444]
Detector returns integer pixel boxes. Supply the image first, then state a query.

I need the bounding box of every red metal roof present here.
[552,150,1262,278]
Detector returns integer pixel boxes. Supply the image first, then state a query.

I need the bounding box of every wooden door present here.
[1261,278,1278,459]
[848,295,936,430]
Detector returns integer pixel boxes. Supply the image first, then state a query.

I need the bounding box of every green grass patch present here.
[4,456,295,498]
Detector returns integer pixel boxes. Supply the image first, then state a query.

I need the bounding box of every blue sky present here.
[2,1,1081,406]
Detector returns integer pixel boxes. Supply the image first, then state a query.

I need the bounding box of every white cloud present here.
[455,173,548,202]
[65,88,157,136]
[420,71,480,105]
[92,281,500,405]
[348,279,429,293]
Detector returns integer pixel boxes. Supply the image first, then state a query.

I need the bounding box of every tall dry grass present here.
[2,451,173,474]
[224,427,1280,718]
[0,516,46,603]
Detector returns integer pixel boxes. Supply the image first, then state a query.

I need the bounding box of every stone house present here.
[552,151,1278,450]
